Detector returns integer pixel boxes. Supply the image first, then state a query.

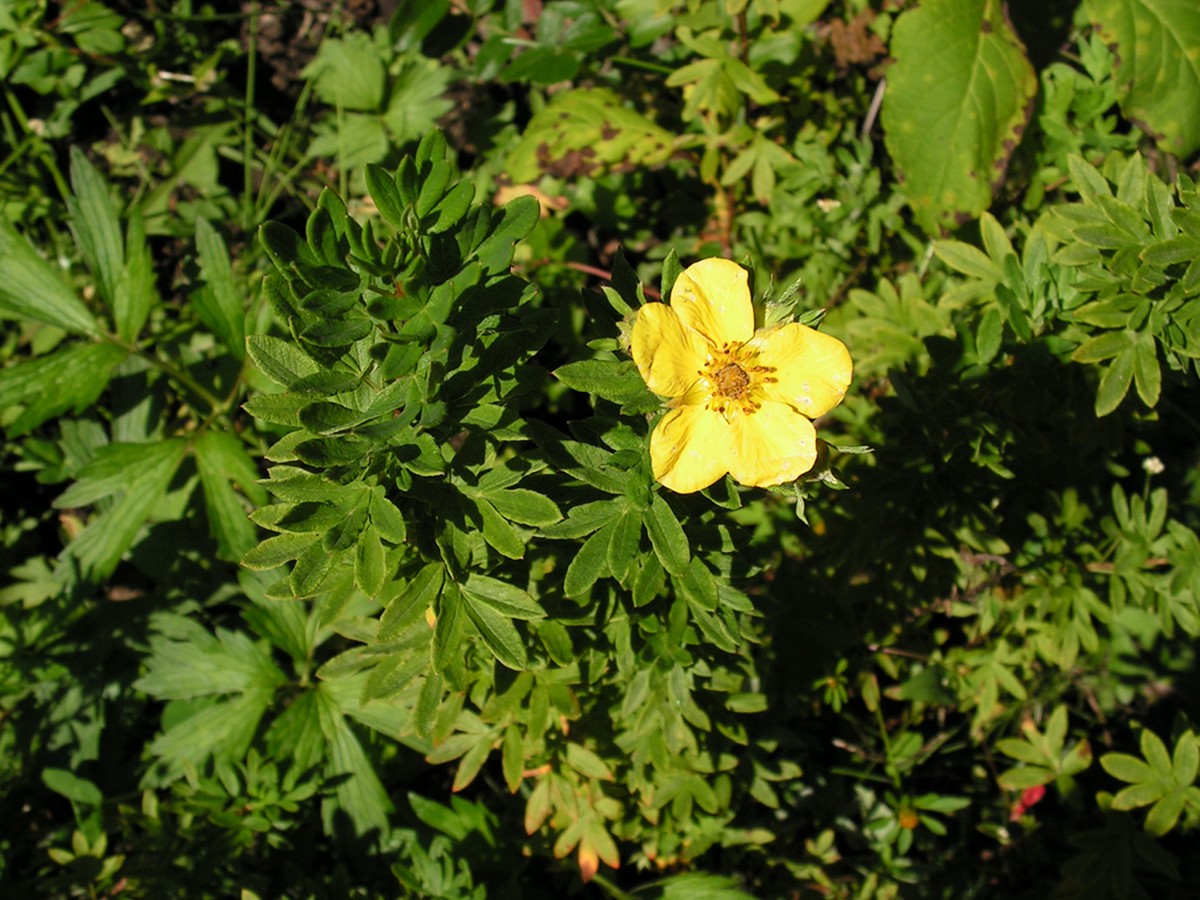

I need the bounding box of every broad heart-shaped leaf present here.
[1085,0,1200,157]
[883,0,1037,233]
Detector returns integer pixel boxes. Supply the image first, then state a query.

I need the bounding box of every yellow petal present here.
[751,323,853,418]
[631,302,709,398]
[727,401,818,487]
[650,403,731,494]
[670,259,755,347]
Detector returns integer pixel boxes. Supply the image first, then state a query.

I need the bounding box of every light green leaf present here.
[194,218,246,359]
[1095,346,1136,416]
[883,0,1037,233]
[134,614,287,699]
[933,240,1003,280]
[304,31,384,111]
[380,563,444,640]
[0,341,128,436]
[382,58,454,145]
[1132,332,1161,407]
[1085,0,1200,157]
[68,146,123,309]
[116,211,155,341]
[476,496,525,559]
[241,531,321,571]
[463,592,528,670]
[59,439,187,581]
[504,87,676,183]
[462,574,544,619]
[1072,329,1134,364]
[0,220,100,334]
[484,488,562,527]
[565,743,614,781]
[315,689,393,836]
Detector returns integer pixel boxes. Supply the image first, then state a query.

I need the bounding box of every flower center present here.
[699,342,778,419]
[714,363,750,399]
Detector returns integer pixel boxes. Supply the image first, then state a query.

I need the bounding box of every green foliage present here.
[883,0,1038,233]
[3,1,1200,897]
[1084,0,1200,157]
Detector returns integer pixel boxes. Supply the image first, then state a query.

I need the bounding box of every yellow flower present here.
[631,258,853,494]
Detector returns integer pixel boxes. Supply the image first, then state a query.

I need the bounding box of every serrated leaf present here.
[0,341,128,436]
[134,615,286,699]
[0,220,100,334]
[242,392,307,426]
[300,315,373,348]
[315,690,393,836]
[195,430,264,561]
[298,400,365,434]
[194,218,245,358]
[68,147,123,309]
[883,0,1037,233]
[60,439,186,581]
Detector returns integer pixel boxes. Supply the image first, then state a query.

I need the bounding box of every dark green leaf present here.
[564,523,613,597]
[195,430,264,561]
[645,493,689,575]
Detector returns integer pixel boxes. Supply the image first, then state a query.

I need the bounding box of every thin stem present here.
[108,333,227,414]
[3,87,70,201]
[609,55,672,75]
[243,2,258,232]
